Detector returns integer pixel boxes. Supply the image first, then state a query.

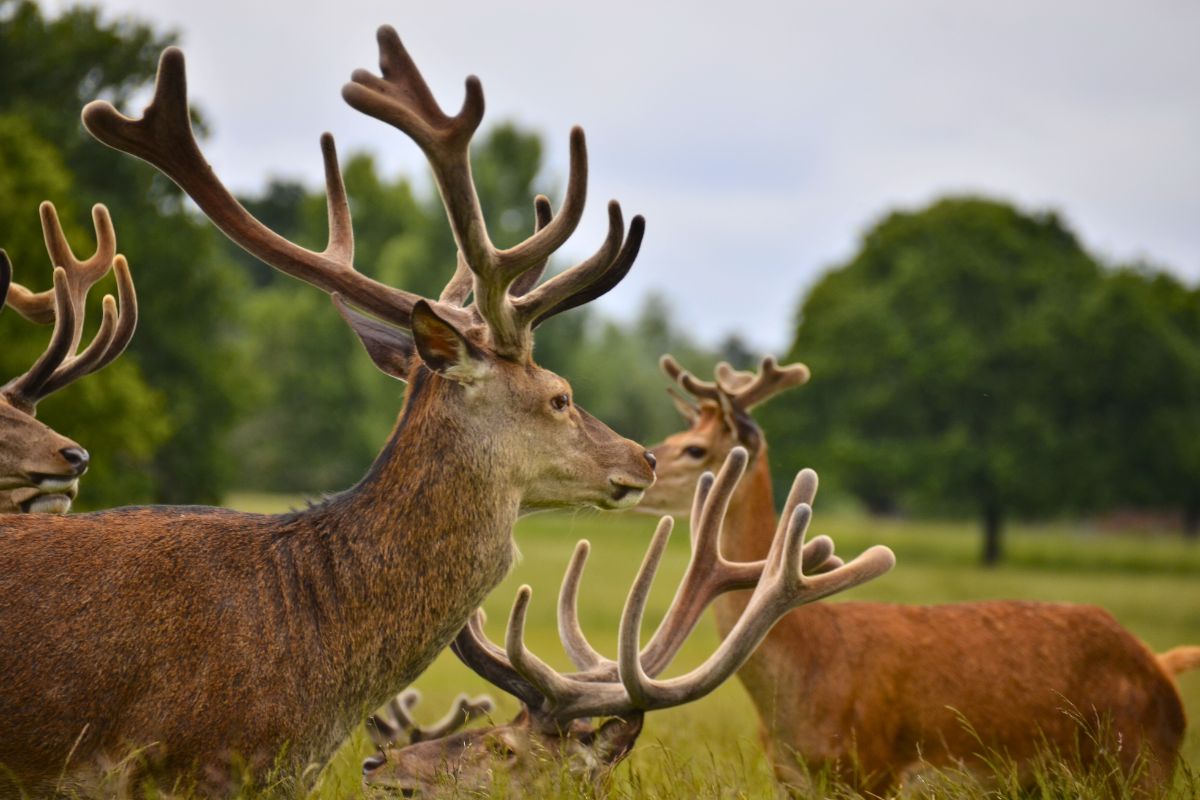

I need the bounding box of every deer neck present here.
[719,444,778,563]
[714,444,780,637]
[276,370,519,724]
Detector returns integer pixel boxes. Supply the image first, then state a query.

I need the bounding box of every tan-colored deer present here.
[0,29,654,792]
[0,202,137,514]
[361,448,895,795]
[641,355,1200,795]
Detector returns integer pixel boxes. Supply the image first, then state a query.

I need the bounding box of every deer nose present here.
[643,450,657,470]
[60,447,90,476]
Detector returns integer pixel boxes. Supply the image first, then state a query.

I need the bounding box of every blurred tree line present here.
[3,3,1196,566]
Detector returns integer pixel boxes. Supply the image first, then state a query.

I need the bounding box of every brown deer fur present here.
[0,359,653,791]
[643,388,1196,796]
[0,30,657,788]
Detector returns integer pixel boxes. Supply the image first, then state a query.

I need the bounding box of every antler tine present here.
[377,688,495,745]
[525,214,645,329]
[660,354,723,403]
[344,26,644,355]
[37,256,139,398]
[507,196,555,299]
[616,516,677,708]
[344,27,590,353]
[722,355,811,411]
[506,585,595,704]
[778,468,818,542]
[637,449,764,676]
[5,203,116,336]
[620,495,895,712]
[450,611,546,711]
[2,269,75,411]
[513,205,646,330]
[557,541,612,671]
[413,693,496,742]
[82,48,427,329]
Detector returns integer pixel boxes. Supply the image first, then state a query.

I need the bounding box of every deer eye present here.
[683,445,707,459]
[549,393,570,412]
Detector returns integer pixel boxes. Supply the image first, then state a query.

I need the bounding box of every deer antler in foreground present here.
[363,450,894,793]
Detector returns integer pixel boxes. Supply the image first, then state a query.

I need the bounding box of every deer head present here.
[362,449,895,794]
[639,355,809,515]
[82,27,654,511]
[0,204,137,513]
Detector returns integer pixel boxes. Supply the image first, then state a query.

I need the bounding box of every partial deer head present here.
[362,449,895,794]
[0,203,137,513]
[82,27,654,511]
[640,355,809,515]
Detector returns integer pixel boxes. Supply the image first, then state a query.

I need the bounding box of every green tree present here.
[1,0,251,505]
[765,197,1104,565]
[1066,267,1200,537]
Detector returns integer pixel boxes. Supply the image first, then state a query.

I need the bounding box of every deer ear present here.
[333,295,415,381]
[591,713,644,766]
[666,386,699,423]
[410,300,489,383]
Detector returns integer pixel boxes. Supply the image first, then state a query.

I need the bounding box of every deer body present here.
[714,449,1186,792]
[2,28,658,789]
[645,357,1196,795]
[0,364,648,787]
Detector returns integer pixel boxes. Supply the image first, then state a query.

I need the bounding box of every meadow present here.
[226,495,1200,799]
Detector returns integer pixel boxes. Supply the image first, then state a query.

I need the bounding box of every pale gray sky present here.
[50,0,1200,351]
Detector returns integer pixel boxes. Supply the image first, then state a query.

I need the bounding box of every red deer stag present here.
[641,355,1200,795]
[0,202,136,513]
[362,448,895,795]
[0,28,653,791]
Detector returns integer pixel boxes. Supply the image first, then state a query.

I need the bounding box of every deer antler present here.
[450,448,894,729]
[83,28,643,361]
[2,203,138,413]
[366,688,494,749]
[661,354,810,414]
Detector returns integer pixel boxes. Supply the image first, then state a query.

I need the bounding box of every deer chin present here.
[600,479,649,510]
[11,476,79,514]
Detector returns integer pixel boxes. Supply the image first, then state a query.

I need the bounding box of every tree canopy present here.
[762,197,1200,562]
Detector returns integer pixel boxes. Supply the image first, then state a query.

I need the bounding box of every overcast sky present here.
[47,0,1200,351]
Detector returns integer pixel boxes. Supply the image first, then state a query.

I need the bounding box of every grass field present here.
[224,494,1200,798]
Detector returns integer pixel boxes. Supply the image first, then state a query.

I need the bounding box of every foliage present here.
[0,0,250,505]
[1065,267,1200,536]
[762,196,1200,562]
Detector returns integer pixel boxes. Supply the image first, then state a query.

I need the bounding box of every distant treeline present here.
[2,2,1196,562]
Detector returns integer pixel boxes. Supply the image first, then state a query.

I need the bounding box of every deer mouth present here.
[13,475,80,514]
[603,479,650,510]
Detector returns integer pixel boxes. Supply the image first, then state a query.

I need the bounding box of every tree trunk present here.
[981,502,1004,567]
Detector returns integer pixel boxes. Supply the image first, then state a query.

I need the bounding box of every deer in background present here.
[0,202,137,513]
[641,355,1200,795]
[0,28,654,792]
[361,448,895,795]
